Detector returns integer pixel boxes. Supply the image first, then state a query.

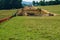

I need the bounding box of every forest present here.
[33,0,60,6]
[0,0,60,9]
[0,0,23,9]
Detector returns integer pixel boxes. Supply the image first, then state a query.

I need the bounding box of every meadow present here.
[0,5,60,40]
[0,9,17,19]
[37,5,60,14]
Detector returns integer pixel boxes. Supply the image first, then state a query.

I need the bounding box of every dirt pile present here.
[16,6,57,16]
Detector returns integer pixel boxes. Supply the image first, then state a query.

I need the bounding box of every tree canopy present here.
[32,0,60,6]
[0,0,23,9]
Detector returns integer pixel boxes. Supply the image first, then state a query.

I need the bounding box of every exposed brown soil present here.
[0,16,13,23]
[17,6,56,16]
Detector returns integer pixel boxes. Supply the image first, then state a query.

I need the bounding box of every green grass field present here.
[0,5,60,40]
[37,5,60,14]
[0,9,16,19]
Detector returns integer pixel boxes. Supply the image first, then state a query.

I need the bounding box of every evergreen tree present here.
[32,1,36,6]
[0,0,23,9]
[55,0,59,4]
[35,1,39,6]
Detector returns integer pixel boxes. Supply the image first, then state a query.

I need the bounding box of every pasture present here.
[37,5,60,14]
[0,5,60,40]
[0,9,17,19]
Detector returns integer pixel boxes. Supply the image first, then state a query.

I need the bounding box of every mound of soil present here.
[16,6,57,16]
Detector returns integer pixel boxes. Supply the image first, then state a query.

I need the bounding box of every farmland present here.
[37,5,60,14]
[0,5,60,40]
[0,9,16,19]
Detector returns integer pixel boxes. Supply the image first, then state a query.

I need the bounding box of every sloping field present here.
[37,5,60,14]
[0,9,16,19]
[0,16,60,40]
[0,5,60,40]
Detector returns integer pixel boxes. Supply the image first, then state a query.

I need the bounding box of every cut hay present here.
[16,6,57,16]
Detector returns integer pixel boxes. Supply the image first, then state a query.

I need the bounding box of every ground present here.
[37,5,60,14]
[0,9,16,19]
[0,5,60,40]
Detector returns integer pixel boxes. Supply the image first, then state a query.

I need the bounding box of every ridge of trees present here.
[0,0,23,9]
[33,0,60,6]
[0,0,60,9]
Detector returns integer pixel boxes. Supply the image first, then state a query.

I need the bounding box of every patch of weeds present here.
[9,38,19,40]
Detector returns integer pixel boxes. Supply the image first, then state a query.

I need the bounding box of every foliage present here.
[32,0,60,6]
[0,0,23,9]
[32,1,36,6]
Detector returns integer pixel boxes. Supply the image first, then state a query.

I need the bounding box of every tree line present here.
[0,0,23,9]
[33,0,60,6]
[0,0,60,9]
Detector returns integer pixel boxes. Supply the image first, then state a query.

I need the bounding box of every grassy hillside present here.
[37,5,60,14]
[0,5,60,19]
[0,16,60,40]
[0,5,60,40]
[0,9,17,19]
